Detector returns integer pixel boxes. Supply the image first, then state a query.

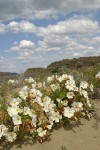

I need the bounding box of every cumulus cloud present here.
[9,40,35,63]
[0,18,99,37]
[38,18,99,36]
[0,21,37,34]
[11,40,35,51]
[6,40,44,66]
[36,17,100,58]
[7,21,37,33]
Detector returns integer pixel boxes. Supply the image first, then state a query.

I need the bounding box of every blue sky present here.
[0,0,100,73]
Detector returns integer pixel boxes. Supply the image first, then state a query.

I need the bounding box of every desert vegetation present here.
[0,56,100,145]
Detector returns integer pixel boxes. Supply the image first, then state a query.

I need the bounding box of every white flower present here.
[9,98,21,107]
[67,75,74,80]
[0,125,8,139]
[57,74,68,82]
[14,126,20,132]
[62,100,68,106]
[71,102,83,112]
[37,127,47,137]
[43,96,51,104]
[64,107,75,118]
[65,79,76,91]
[86,99,92,108]
[36,90,42,97]
[46,123,53,130]
[6,132,17,142]
[30,89,42,98]
[90,84,94,92]
[32,115,37,127]
[56,98,68,106]
[79,89,88,98]
[66,92,75,99]
[47,75,55,83]
[50,83,60,91]
[8,80,18,85]
[49,111,62,123]
[36,82,43,88]
[19,86,29,100]
[56,98,61,103]
[25,77,35,83]
[80,81,88,89]
[23,107,31,115]
[7,106,23,117]
[12,115,22,125]
[23,107,34,117]
[96,71,100,79]
[73,87,79,91]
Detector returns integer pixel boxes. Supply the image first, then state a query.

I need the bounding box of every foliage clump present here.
[0,71,99,143]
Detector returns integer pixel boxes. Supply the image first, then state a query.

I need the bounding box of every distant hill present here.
[47,56,100,73]
[0,56,100,83]
[0,72,18,76]
[0,72,18,83]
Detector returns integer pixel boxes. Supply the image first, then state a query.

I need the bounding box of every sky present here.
[0,0,100,73]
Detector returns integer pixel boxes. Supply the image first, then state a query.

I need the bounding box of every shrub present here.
[0,74,95,143]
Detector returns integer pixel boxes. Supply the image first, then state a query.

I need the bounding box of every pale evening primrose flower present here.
[8,79,18,85]
[7,106,23,117]
[65,80,76,91]
[19,86,29,100]
[25,77,35,83]
[50,83,60,91]
[6,132,17,142]
[0,125,8,139]
[23,107,34,117]
[14,126,20,132]
[79,89,88,99]
[12,115,22,125]
[96,71,100,79]
[47,75,55,83]
[32,115,37,127]
[86,99,92,108]
[90,84,94,92]
[71,102,83,112]
[37,127,47,137]
[10,98,21,107]
[80,81,88,89]
[51,111,62,123]
[57,74,68,82]
[66,92,75,99]
[64,107,75,118]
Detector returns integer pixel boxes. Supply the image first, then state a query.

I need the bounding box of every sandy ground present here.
[0,100,100,150]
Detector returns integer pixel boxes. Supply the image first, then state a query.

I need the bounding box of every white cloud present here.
[7,21,37,33]
[0,0,100,21]
[6,40,44,66]
[0,24,6,34]
[10,40,35,63]
[0,56,17,72]
[19,40,35,49]
[36,17,100,57]
[0,18,99,37]
[11,40,35,51]
[38,18,99,36]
